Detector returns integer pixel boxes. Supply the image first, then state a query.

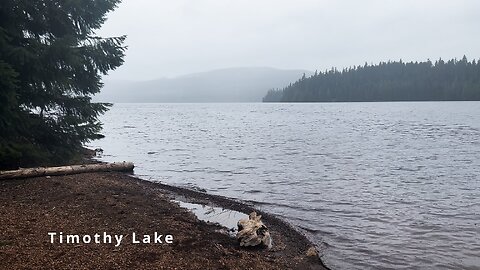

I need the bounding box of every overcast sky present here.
[97,0,480,81]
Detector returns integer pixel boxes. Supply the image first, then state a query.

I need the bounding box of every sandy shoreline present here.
[0,171,328,269]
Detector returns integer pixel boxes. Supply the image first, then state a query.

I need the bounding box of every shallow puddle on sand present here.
[173,200,248,233]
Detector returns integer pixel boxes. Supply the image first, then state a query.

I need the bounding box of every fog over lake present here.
[99,0,480,81]
[3,0,480,269]
[92,1,480,268]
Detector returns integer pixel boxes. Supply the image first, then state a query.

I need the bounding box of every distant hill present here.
[263,57,480,102]
[94,67,311,103]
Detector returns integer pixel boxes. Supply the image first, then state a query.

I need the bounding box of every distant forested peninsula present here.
[263,57,480,102]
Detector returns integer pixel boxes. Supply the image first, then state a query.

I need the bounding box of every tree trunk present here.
[0,162,134,180]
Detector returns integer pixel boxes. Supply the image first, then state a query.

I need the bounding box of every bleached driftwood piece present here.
[0,162,134,180]
[237,211,272,248]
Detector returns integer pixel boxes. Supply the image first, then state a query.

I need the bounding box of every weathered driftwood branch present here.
[237,212,272,249]
[0,162,134,180]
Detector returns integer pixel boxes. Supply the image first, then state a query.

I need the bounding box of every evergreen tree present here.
[0,0,126,169]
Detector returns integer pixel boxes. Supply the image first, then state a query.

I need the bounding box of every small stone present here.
[306,246,318,257]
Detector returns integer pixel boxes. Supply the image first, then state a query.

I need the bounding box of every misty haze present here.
[95,67,311,103]
[2,1,480,270]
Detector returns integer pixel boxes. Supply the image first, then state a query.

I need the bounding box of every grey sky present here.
[98,0,480,81]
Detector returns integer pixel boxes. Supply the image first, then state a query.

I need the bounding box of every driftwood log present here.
[0,162,134,180]
[237,212,272,249]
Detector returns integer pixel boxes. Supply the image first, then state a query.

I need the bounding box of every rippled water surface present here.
[93,102,480,270]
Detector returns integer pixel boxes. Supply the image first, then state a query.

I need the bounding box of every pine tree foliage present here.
[263,57,480,102]
[0,0,126,169]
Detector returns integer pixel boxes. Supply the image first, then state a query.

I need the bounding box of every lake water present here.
[93,102,480,270]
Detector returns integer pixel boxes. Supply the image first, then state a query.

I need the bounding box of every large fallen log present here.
[0,162,134,180]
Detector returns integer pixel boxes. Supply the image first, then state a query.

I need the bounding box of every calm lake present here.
[93,102,480,270]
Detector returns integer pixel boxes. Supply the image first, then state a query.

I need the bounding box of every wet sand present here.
[0,171,328,269]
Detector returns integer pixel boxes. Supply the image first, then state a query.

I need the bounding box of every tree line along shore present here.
[263,57,480,102]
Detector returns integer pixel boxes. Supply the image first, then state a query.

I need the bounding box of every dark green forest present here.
[263,57,480,102]
[0,0,125,169]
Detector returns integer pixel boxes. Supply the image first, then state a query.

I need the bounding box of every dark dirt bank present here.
[0,171,329,269]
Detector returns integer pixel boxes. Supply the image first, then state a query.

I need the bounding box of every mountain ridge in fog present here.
[95,67,312,103]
